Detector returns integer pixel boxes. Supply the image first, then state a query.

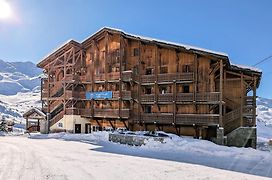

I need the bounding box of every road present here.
[0,136,269,180]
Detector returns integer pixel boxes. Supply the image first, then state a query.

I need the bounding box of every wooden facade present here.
[37,27,261,143]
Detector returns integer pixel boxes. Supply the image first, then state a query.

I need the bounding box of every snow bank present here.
[28,131,272,177]
[29,131,109,143]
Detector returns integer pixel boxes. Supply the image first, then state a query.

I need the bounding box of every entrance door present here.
[75,124,81,133]
[85,124,91,134]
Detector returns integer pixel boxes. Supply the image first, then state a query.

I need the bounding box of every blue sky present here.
[0,0,271,98]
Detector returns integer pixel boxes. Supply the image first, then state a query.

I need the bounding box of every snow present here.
[0,134,269,180]
[0,59,41,95]
[24,131,272,179]
[0,91,41,123]
[231,63,262,73]
[40,39,75,63]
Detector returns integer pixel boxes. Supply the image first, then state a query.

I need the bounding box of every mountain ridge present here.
[0,59,42,95]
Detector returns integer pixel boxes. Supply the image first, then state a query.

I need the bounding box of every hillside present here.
[0,59,42,95]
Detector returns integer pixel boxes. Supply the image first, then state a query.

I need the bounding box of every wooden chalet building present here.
[37,27,261,147]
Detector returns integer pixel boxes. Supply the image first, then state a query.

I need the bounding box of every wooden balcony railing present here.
[110,91,132,99]
[79,76,91,82]
[157,93,173,102]
[141,75,156,84]
[108,72,120,81]
[93,109,130,118]
[122,91,132,100]
[79,108,92,116]
[196,92,220,102]
[112,91,119,99]
[140,113,174,124]
[176,114,219,125]
[176,93,194,102]
[66,108,79,115]
[122,71,132,81]
[141,94,155,102]
[94,74,106,81]
[157,114,174,124]
[176,72,194,81]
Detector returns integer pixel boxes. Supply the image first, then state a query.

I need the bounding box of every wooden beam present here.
[240,73,244,126]
[219,59,223,127]
[253,76,257,126]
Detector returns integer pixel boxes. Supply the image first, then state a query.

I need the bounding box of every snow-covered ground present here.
[0,133,270,180]
[0,91,40,123]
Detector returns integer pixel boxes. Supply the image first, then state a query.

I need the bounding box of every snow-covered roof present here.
[230,63,262,73]
[23,108,46,119]
[82,27,229,58]
[38,39,81,67]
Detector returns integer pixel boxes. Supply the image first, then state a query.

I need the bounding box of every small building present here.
[23,108,47,133]
[35,27,261,147]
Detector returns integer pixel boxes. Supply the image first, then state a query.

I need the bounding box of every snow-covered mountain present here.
[257,97,272,143]
[0,59,42,122]
[0,59,42,95]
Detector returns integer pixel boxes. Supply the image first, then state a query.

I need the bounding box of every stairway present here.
[49,104,64,126]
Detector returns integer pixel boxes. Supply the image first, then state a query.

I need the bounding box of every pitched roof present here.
[23,108,46,119]
[82,27,229,60]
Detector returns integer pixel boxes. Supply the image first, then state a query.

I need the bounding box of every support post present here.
[219,59,223,127]
[240,73,244,126]
[26,118,28,131]
[253,76,257,126]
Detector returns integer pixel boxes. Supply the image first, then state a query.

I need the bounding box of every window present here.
[58,122,63,128]
[183,65,191,73]
[133,48,139,56]
[145,68,153,75]
[144,105,152,113]
[160,86,168,94]
[160,66,168,74]
[145,87,152,94]
[183,85,190,93]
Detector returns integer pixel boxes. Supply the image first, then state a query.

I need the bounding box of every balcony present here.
[122,91,132,100]
[176,93,194,102]
[175,114,219,125]
[196,92,220,102]
[93,109,130,118]
[141,113,174,124]
[157,93,173,103]
[80,108,92,117]
[66,108,80,115]
[141,94,155,103]
[157,73,176,83]
[94,74,106,82]
[122,71,132,82]
[107,91,132,100]
[108,72,120,81]
[176,72,194,82]
[79,75,91,82]
[141,75,155,84]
